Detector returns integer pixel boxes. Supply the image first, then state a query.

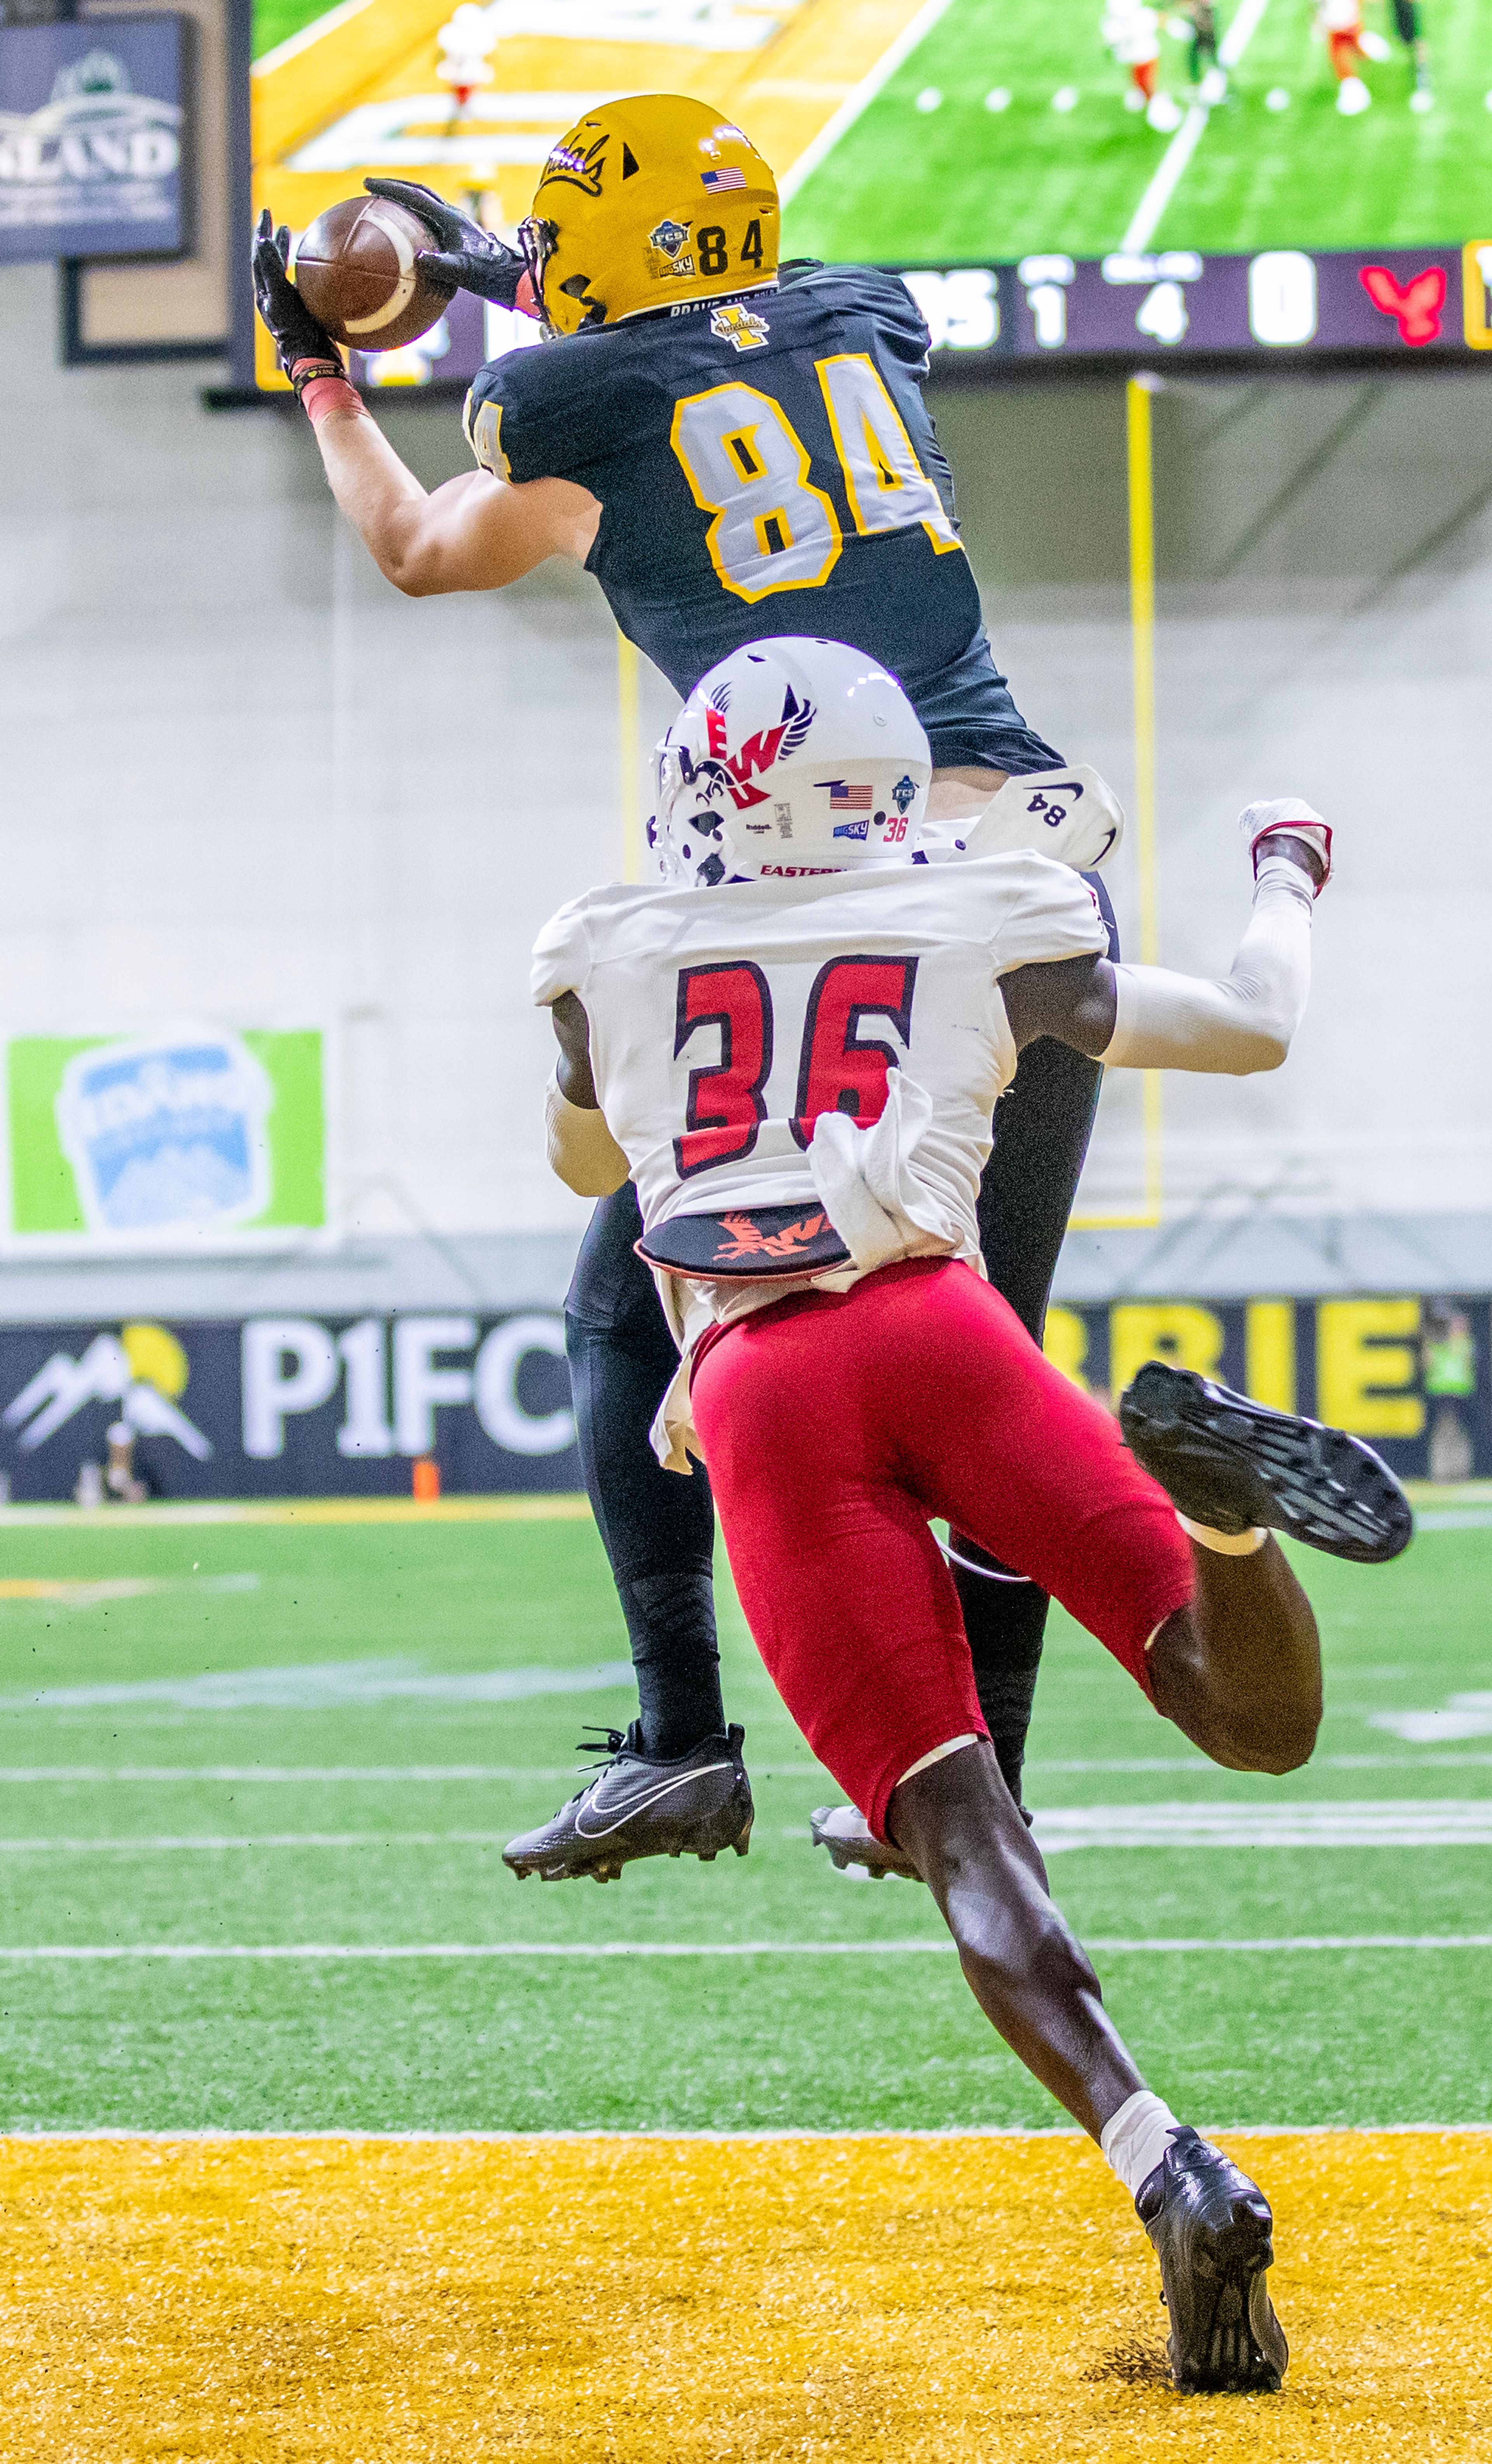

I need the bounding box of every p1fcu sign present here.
[0,17,187,265]
[1044,1294,1490,1485]
[0,1314,579,1501]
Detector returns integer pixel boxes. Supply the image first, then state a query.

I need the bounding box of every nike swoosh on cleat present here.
[574,1759,734,1841]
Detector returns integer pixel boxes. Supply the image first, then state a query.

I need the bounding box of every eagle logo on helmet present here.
[779,690,816,759]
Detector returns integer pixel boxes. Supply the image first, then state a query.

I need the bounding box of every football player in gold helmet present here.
[252,91,1114,1882]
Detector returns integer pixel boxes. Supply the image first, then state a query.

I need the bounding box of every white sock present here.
[1177,1510,1268,1555]
[1100,2089,1180,2196]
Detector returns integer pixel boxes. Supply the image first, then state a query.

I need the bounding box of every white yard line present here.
[0,1763,826,1783]
[779,0,960,203]
[1120,0,1273,253]
[12,1801,1492,1854]
[0,1936,1488,1960]
[251,0,374,78]
[0,1834,520,1853]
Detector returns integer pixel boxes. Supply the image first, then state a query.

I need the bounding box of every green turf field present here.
[0,1501,1488,2134]
[785,0,1492,262]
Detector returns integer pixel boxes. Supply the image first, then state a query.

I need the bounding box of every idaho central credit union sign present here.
[0,17,187,264]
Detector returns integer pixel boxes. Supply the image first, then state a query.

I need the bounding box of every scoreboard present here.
[343,240,1492,397]
[904,243,1492,364]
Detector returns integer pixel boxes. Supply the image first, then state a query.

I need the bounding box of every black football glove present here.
[252,207,344,387]
[363,178,526,307]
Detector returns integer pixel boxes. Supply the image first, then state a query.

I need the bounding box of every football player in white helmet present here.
[648,638,1123,890]
[513,635,1403,2393]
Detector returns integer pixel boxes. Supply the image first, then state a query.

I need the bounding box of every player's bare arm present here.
[312,430,598,598]
[550,992,598,1108]
[251,208,598,595]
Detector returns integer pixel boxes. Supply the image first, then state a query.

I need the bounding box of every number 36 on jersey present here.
[673,952,918,1175]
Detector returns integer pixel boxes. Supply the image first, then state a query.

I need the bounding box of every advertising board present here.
[0,14,188,265]
[0,1294,1479,1500]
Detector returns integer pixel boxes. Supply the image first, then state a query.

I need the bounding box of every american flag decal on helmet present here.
[701,167,747,192]
[824,781,873,811]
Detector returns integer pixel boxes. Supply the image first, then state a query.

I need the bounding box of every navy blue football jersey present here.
[463,265,1060,773]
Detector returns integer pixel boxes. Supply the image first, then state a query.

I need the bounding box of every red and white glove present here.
[1238,797,1332,895]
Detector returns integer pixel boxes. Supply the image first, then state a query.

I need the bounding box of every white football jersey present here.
[532,853,1108,1271]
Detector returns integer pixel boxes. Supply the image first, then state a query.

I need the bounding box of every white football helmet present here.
[649,638,933,889]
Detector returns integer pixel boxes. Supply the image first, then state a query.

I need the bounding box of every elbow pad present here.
[544,1071,629,1197]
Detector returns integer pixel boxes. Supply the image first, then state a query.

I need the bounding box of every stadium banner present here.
[0,15,190,267]
[0,1312,579,1501]
[0,1294,1480,1501]
[322,247,1488,397]
[1,1028,327,1254]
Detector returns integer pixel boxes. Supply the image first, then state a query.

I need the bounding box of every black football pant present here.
[564,877,1117,1806]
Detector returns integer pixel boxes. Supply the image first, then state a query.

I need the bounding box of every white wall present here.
[935,374,1492,1242]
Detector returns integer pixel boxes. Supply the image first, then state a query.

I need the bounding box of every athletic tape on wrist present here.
[1251,819,1332,894]
[1177,1511,1268,1555]
[300,375,365,429]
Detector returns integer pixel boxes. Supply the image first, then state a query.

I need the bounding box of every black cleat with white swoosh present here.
[502,1722,753,1883]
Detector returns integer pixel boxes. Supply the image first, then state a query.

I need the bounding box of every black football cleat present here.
[1119,1361,1412,1565]
[810,1803,922,1880]
[1138,2127,1288,2394]
[503,1722,753,1883]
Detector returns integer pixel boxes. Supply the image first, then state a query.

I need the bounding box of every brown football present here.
[293,195,454,351]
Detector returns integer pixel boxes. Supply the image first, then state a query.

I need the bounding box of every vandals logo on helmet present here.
[542,133,607,195]
[648,217,690,261]
[891,774,918,813]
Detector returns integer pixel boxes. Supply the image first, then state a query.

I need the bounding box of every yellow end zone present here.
[2,2132,1488,2458]
[0,1493,591,1527]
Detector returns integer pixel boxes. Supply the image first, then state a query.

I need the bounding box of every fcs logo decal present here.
[891,774,918,814]
[650,215,699,276]
[702,685,816,809]
[544,134,607,196]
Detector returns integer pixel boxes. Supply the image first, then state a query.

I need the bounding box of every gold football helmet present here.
[519,93,779,338]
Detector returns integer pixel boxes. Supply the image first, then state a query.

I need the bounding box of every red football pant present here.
[1132,58,1158,97]
[1329,27,1364,73]
[691,1259,1195,1840]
